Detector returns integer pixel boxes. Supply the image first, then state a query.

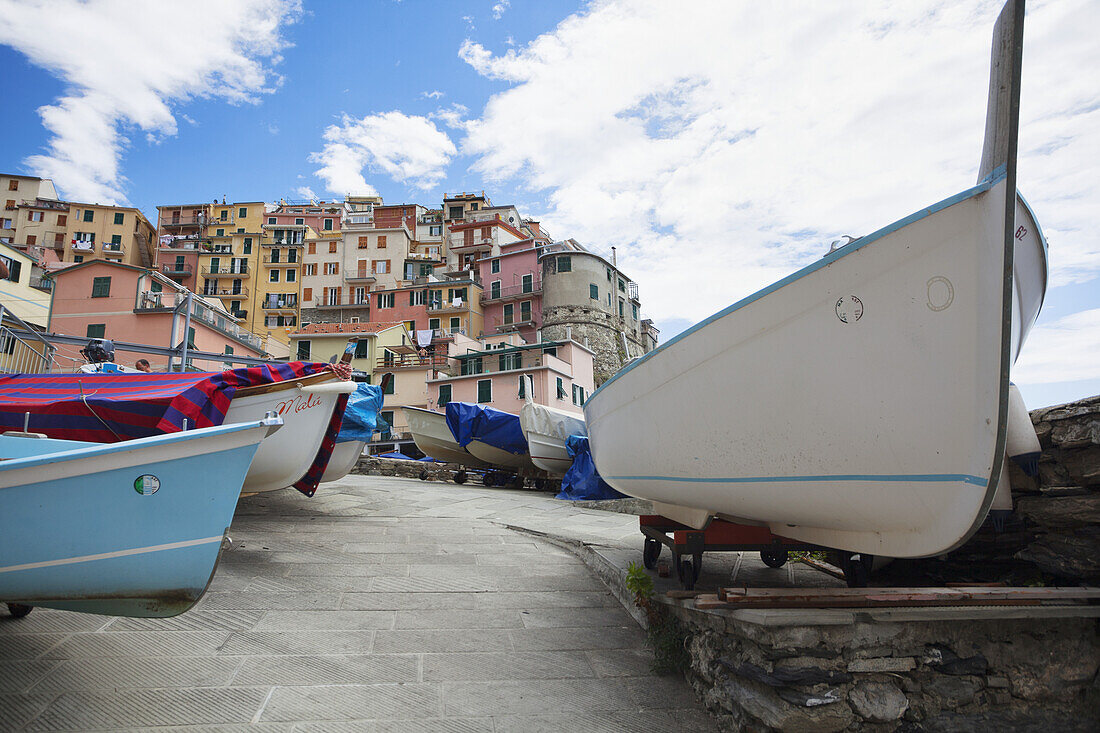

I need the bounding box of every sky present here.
[0,0,1096,409]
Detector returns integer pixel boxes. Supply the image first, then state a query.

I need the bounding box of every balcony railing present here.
[22,199,68,211]
[262,255,299,266]
[102,243,124,253]
[231,310,247,320]
[427,299,469,313]
[201,264,249,277]
[202,286,249,299]
[481,280,541,303]
[344,269,376,283]
[449,237,494,252]
[71,241,95,252]
[442,267,482,286]
[377,354,450,371]
[261,238,304,247]
[491,314,536,332]
[162,215,205,227]
[161,263,193,276]
[261,297,298,310]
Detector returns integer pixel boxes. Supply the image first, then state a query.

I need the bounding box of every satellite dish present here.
[508,216,514,223]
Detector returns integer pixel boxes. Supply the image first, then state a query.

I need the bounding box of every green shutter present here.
[91,277,111,297]
[86,323,105,338]
[113,212,124,225]
[438,384,451,406]
[477,379,491,403]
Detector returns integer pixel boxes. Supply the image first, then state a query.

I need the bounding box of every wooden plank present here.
[706,585,1100,610]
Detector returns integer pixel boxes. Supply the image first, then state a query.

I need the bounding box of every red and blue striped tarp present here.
[0,362,348,496]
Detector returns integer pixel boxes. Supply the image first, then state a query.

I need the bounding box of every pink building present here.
[478,238,543,343]
[425,334,595,417]
[47,260,266,371]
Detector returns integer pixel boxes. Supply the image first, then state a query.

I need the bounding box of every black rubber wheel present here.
[642,538,661,569]
[7,603,32,618]
[508,475,524,490]
[760,549,788,569]
[453,470,468,485]
[676,557,696,591]
[534,478,546,491]
[418,469,429,481]
[842,553,872,588]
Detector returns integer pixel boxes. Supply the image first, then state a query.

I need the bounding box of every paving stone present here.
[0,634,67,660]
[442,678,639,716]
[216,631,375,656]
[370,576,498,594]
[341,592,485,611]
[476,591,621,609]
[519,606,636,628]
[252,611,395,631]
[24,687,270,730]
[261,683,443,722]
[30,655,241,692]
[491,710,719,733]
[105,609,266,633]
[292,720,492,733]
[373,629,514,655]
[509,626,646,651]
[393,608,526,629]
[281,563,411,578]
[422,651,595,681]
[0,660,59,693]
[0,692,57,731]
[41,631,231,659]
[584,649,655,677]
[198,591,344,611]
[0,610,111,635]
[230,654,418,686]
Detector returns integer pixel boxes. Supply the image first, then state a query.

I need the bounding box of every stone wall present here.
[542,304,645,385]
[678,610,1099,732]
[299,306,371,325]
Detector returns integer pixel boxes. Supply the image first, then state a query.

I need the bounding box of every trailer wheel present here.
[642,538,661,569]
[760,549,788,568]
[6,603,32,618]
[842,553,872,588]
[508,475,524,490]
[453,470,468,485]
[676,557,697,591]
[418,470,429,481]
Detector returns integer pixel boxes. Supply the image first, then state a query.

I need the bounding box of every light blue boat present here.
[0,415,281,618]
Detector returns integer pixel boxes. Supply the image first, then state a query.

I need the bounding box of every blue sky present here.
[0,0,1097,409]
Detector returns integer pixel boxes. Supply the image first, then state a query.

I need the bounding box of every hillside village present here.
[0,172,659,454]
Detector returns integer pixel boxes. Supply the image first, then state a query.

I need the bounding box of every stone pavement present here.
[0,474,726,732]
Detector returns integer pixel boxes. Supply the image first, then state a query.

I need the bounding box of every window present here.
[28,210,43,222]
[216,228,224,237]
[220,210,229,220]
[619,298,625,317]
[308,242,316,254]
[607,267,612,281]
[57,214,66,226]
[287,249,297,263]
[449,317,460,332]
[543,346,557,357]
[557,377,567,399]
[302,287,312,301]
[354,340,369,358]
[113,212,124,225]
[632,303,639,320]
[448,287,467,302]
[557,255,571,272]
[323,218,333,231]
[377,235,387,249]
[329,241,337,253]
[448,205,463,219]
[25,235,36,246]
[429,317,440,331]
[522,273,533,293]
[0,218,10,229]
[304,263,316,276]
[86,324,105,338]
[0,257,21,282]
[91,276,111,297]
[7,180,17,191]
[503,303,514,324]
[383,374,395,395]
[410,290,426,306]
[590,284,599,300]
[573,384,586,406]
[237,228,244,234]
[243,237,252,254]
[358,236,369,249]
[477,379,492,403]
[438,384,452,406]
[377,292,395,309]
[490,280,501,299]
[470,203,478,211]
[268,217,276,225]
[270,270,279,282]
[239,207,247,219]
[73,255,83,263]
[324,262,338,275]
[286,269,296,282]
[518,376,528,398]
[110,234,121,245]
[491,259,500,274]
[82,209,93,222]
[405,319,416,332]
[429,225,442,236]
[618,278,626,293]
[520,301,531,322]
[499,352,521,371]
[295,218,304,226]
[296,340,311,360]
[372,259,389,274]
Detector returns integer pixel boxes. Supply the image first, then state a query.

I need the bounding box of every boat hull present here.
[520,402,586,476]
[465,439,540,473]
[585,179,1045,558]
[227,374,355,493]
[0,419,276,617]
[405,407,490,468]
[320,440,366,482]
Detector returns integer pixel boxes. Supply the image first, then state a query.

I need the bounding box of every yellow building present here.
[0,242,53,373]
[61,202,157,269]
[194,202,270,343]
[2,175,58,247]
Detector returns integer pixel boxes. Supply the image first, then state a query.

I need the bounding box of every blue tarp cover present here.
[336,382,385,443]
[557,434,626,501]
[445,402,528,455]
[378,451,414,460]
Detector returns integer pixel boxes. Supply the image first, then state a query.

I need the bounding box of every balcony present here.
[230,310,247,320]
[202,286,249,299]
[262,255,299,267]
[491,314,536,333]
[343,213,374,227]
[201,264,249,277]
[448,236,494,253]
[22,199,68,211]
[261,296,298,311]
[102,243,124,255]
[481,280,541,303]
[210,215,235,226]
[29,276,52,291]
[71,241,95,252]
[344,268,376,283]
[442,267,482,286]
[261,238,304,247]
[158,235,208,250]
[136,290,183,311]
[427,299,469,314]
[162,215,205,228]
[376,354,450,371]
[161,263,193,277]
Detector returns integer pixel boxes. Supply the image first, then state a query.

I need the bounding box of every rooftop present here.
[292,320,405,336]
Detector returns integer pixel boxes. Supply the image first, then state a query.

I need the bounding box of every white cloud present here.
[267,123,280,135]
[492,0,510,20]
[458,0,1100,329]
[310,111,457,195]
[1013,309,1100,385]
[421,90,445,99]
[295,185,317,200]
[181,114,199,126]
[0,0,300,205]
[430,103,470,132]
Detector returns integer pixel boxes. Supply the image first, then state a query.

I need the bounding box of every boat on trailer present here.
[519,376,587,477]
[0,416,281,618]
[445,402,543,479]
[405,406,491,469]
[583,0,1045,560]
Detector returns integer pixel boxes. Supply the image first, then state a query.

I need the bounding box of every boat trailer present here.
[640,515,874,590]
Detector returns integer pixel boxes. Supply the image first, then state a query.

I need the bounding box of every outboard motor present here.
[80,338,116,364]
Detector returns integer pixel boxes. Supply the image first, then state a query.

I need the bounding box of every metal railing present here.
[201,264,250,276]
[202,286,249,298]
[22,199,68,211]
[0,304,55,374]
[377,354,450,371]
[161,263,193,275]
[481,280,541,302]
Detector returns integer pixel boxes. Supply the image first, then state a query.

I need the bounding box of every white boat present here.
[583,0,1045,559]
[405,406,490,468]
[465,439,540,474]
[519,377,587,476]
[0,416,280,618]
[225,372,356,493]
[320,440,366,483]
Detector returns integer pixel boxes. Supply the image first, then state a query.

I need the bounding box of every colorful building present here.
[0,241,52,327]
[1,175,58,247]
